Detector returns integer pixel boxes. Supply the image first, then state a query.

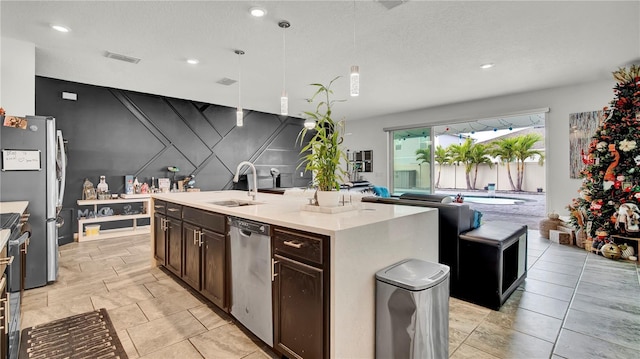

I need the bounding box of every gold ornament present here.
[601,243,622,260]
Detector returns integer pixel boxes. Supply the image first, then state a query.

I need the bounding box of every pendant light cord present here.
[278,21,291,94]
[353,0,356,60]
[235,49,244,109]
[283,26,286,92]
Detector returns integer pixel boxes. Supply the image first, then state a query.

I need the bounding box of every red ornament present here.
[614,181,622,189]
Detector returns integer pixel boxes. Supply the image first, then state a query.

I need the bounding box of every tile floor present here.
[21,231,640,359]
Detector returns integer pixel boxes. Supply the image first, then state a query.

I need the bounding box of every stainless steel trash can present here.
[375,258,450,359]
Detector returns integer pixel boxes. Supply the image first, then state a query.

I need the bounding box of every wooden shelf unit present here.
[77,197,151,242]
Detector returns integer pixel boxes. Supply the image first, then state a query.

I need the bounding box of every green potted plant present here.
[297,77,347,207]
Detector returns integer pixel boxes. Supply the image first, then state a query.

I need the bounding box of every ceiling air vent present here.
[376,0,408,10]
[216,77,237,86]
[104,51,141,64]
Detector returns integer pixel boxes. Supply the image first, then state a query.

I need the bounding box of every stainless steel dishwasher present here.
[229,216,273,346]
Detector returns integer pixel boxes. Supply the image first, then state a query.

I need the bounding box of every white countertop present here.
[152,190,434,236]
[0,201,29,214]
[0,229,9,250]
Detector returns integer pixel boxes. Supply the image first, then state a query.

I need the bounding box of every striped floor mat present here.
[20,308,128,359]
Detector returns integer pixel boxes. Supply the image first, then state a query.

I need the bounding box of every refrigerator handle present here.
[56,130,67,213]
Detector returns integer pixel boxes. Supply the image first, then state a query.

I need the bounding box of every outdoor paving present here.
[435,189,546,230]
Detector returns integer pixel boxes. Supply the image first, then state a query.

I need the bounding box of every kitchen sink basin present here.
[208,200,261,207]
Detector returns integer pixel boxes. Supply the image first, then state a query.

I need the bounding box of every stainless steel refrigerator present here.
[0,116,67,289]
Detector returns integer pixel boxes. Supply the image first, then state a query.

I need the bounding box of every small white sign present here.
[158,178,171,192]
[1,149,41,171]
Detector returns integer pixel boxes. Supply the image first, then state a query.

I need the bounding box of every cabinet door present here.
[153,213,166,264]
[165,217,183,277]
[201,229,226,310]
[0,276,6,359]
[274,255,324,359]
[182,222,201,290]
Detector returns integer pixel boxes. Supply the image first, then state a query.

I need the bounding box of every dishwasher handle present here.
[239,229,253,237]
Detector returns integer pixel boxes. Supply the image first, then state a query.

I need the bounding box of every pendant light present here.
[235,49,245,127]
[304,118,316,129]
[279,20,291,116]
[350,0,360,97]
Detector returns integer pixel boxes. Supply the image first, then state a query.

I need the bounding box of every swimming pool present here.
[453,196,526,205]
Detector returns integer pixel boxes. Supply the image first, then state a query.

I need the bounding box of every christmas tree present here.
[568,65,640,251]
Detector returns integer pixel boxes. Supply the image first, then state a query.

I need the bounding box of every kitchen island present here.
[150,190,438,359]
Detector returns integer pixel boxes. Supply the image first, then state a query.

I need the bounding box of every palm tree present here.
[415,148,430,165]
[469,143,493,189]
[448,138,474,189]
[513,133,544,191]
[434,145,450,188]
[490,137,518,191]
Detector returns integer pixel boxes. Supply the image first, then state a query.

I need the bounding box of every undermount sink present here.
[208,199,261,207]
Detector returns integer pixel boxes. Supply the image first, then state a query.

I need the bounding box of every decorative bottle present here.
[133,177,141,194]
[97,175,109,193]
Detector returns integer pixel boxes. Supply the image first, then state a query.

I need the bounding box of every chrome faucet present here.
[233,161,258,201]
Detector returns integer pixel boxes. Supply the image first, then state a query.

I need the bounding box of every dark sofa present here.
[362,193,474,296]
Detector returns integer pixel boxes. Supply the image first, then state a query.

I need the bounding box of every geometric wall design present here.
[35,76,312,211]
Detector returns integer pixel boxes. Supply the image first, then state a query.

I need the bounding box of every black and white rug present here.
[20,308,128,359]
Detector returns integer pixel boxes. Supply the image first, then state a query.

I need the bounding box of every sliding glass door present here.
[390,127,432,196]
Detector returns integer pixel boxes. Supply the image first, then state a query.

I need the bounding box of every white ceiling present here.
[2,1,639,123]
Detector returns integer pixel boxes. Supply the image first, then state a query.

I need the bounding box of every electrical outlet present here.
[300,171,304,177]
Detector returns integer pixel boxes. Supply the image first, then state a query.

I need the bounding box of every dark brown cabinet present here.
[201,229,226,309]
[154,199,183,277]
[154,201,228,311]
[182,222,202,290]
[165,216,183,277]
[153,212,166,265]
[182,206,228,311]
[152,200,166,264]
[273,228,329,359]
[164,202,183,277]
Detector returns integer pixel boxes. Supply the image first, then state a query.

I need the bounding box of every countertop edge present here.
[151,191,435,236]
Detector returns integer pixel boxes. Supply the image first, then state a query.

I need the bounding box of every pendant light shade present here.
[280,90,288,116]
[304,118,316,129]
[350,65,360,97]
[279,20,291,116]
[235,49,245,127]
[236,106,243,127]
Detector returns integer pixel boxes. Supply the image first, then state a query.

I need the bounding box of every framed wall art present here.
[569,110,604,178]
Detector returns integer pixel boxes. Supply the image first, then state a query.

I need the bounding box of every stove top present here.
[0,213,20,230]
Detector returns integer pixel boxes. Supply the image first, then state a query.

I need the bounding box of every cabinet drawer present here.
[183,206,225,233]
[153,200,166,214]
[166,202,182,219]
[274,228,324,266]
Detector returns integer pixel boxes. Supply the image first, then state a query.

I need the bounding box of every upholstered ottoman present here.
[458,222,528,309]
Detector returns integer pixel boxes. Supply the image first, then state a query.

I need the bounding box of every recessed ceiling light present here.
[187,59,199,65]
[480,63,495,69]
[250,7,267,17]
[51,24,70,33]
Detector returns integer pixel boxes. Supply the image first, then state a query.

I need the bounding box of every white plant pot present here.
[316,190,341,207]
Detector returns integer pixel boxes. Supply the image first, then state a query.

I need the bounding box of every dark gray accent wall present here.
[35,76,312,212]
